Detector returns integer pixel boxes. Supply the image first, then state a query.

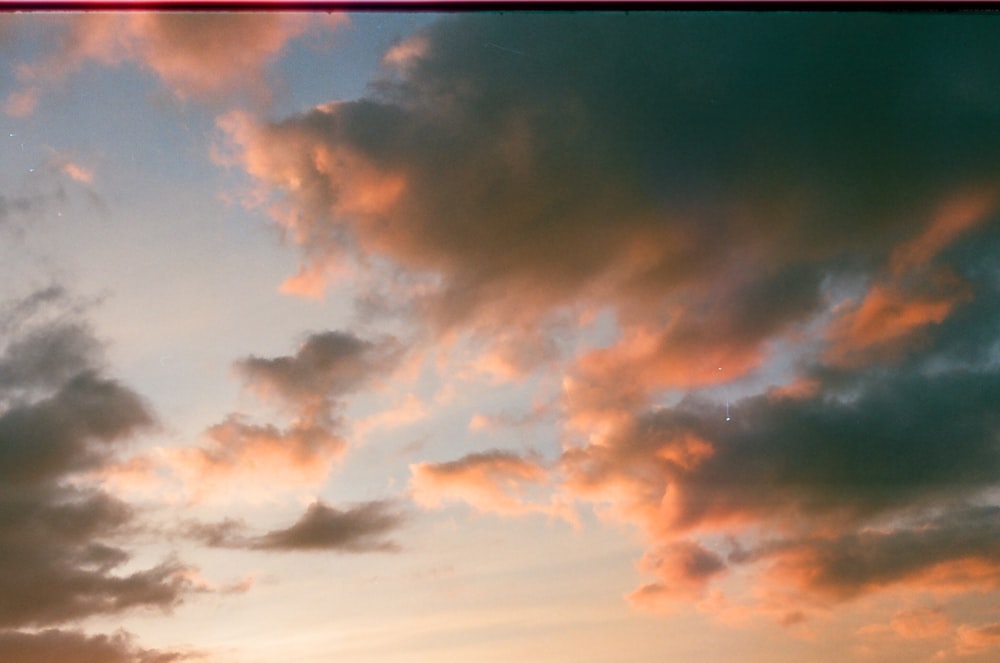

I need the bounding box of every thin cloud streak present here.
[186,499,406,553]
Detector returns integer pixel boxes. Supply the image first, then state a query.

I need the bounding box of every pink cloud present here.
[5,13,346,115]
[163,330,402,500]
[165,415,345,499]
[208,14,1000,640]
[410,450,572,522]
[954,622,1000,656]
[627,541,727,608]
[889,607,952,639]
[825,190,996,367]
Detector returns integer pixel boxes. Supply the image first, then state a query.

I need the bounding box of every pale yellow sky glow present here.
[1,10,1000,663]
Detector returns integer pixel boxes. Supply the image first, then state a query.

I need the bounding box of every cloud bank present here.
[0,289,196,660]
[217,14,1000,653]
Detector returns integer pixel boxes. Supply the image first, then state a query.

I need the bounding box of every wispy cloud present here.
[187,499,406,553]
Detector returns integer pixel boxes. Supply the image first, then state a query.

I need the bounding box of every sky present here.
[1,10,1000,663]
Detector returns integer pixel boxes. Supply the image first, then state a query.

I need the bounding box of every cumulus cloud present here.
[166,330,403,498]
[218,15,1000,370]
[255,500,404,552]
[187,499,405,553]
[213,11,1000,636]
[4,13,346,115]
[0,290,198,653]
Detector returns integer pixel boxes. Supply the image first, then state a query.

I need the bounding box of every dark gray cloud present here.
[187,500,405,553]
[0,321,99,395]
[234,330,402,413]
[0,290,195,639]
[0,371,155,486]
[563,359,1000,533]
[561,263,1000,605]
[219,12,1000,620]
[0,628,191,663]
[225,14,1000,349]
[729,506,1000,600]
[255,500,403,552]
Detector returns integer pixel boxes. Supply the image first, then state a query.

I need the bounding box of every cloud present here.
[0,628,192,663]
[255,500,404,552]
[166,330,403,498]
[188,500,405,553]
[410,450,571,521]
[824,190,995,367]
[955,622,1000,656]
[556,217,1000,612]
[745,507,1000,601]
[558,344,1000,612]
[165,415,346,498]
[218,15,1000,370]
[888,608,952,640]
[212,12,1000,634]
[54,158,94,184]
[628,541,727,607]
[0,289,199,654]
[235,330,402,417]
[5,13,346,114]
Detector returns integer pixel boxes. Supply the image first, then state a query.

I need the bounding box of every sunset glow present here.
[1,11,999,663]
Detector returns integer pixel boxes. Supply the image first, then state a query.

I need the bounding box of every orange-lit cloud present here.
[210,12,1000,642]
[825,190,996,367]
[954,622,1000,656]
[168,330,403,499]
[5,13,346,114]
[889,191,997,279]
[166,416,345,499]
[47,154,95,184]
[889,607,952,639]
[627,541,727,608]
[410,450,571,521]
[825,281,968,367]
